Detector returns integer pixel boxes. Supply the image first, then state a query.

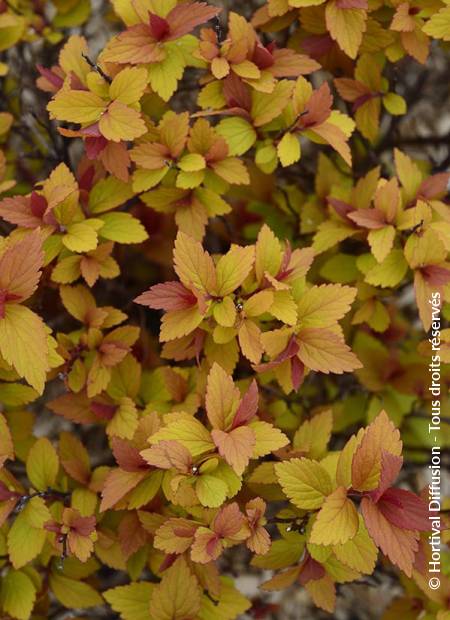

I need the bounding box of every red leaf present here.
[291,356,305,391]
[231,379,259,428]
[135,282,197,311]
[370,450,403,502]
[0,230,44,302]
[298,555,325,585]
[418,172,450,199]
[111,438,149,472]
[377,488,430,531]
[300,82,332,128]
[361,497,419,576]
[149,13,170,40]
[167,2,221,40]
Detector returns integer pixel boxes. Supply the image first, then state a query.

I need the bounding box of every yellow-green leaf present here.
[98,212,148,244]
[104,582,154,620]
[310,486,359,545]
[26,437,59,492]
[0,305,49,394]
[275,457,332,509]
[0,570,36,620]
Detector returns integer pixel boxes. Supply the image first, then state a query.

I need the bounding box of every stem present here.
[82,54,112,84]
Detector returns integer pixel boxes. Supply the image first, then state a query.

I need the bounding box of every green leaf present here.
[198,577,251,620]
[382,93,406,115]
[0,569,36,620]
[216,118,257,156]
[360,250,408,288]
[252,538,304,570]
[98,212,148,244]
[26,437,59,491]
[89,177,135,214]
[0,305,49,394]
[196,474,228,508]
[275,458,333,509]
[7,498,50,568]
[104,582,154,620]
[0,383,38,407]
[49,573,103,609]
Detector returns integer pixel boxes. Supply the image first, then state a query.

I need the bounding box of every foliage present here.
[0,0,449,618]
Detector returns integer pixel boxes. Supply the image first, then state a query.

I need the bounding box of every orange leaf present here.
[0,231,44,302]
[212,426,256,475]
[361,497,419,576]
[296,328,362,374]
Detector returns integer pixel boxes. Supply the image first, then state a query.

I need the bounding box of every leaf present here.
[8,498,51,568]
[109,67,148,105]
[154,517,197,553]
[167,2,221,39]
[0,570,36,620]
[26,437,59,491]
[297,284,357,327]
[59,431,90,484]
[49,573,104,609]
[178,153,206,173]
[377,487,429,531]
[332,515,378,574]
[304,574,336,613]
[215,246,255,296]
[104,582,154,620]
[211,157,249,185]
[47,90,106,123]
[310,487,359,545]
[363,249,408,288]
[149,416,214,457]
[368,226,396,263]
[196,474,228,508]
[213,297,236,327]
[278,132,301,167]
[60,283,95,322]
[148,44,185,102]
[0,305,49,394]
[135,282,195,311]
[255,224,282,282]
[89,176,134,213]
[149,557,202,620]
[239,319,263,364]
[361,497,418,576]
[275,458,333,509]
[0,412,13,466]
[63,221,100,253]
[216,118,257,156]
[297,328,362,374]
[173,232,216,294]
[251,80,294,127]
[261,566,300,592]
[293,409,333,459]
[383,93,406,115]
[160,306,204,342]
[205,362,240,431]
[99,100,147,142]
[252,538,304,570]
[423,6,450,41]
[100,469,147,511]
[351,410,402,492]
[107,397,138,439]
[198,576,251,620]
[325,1,366,59]
[212,427,256,475]
[250,420,289,457]
[99,212,148,243]
[0,230,44,301]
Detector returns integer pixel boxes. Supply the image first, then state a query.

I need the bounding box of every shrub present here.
[0,1,449,618]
